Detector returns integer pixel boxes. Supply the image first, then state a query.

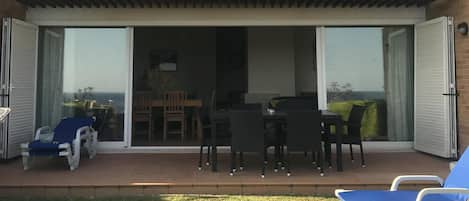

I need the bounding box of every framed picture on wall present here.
[150,50,178,71]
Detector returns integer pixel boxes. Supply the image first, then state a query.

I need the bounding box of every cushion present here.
[445,146,469,189]
[28,140,61,156]
[338,190,465,201]
[53,117,94,143]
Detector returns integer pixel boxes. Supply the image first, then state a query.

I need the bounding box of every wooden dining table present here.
[209,110,345,172]
[152,99,204,140]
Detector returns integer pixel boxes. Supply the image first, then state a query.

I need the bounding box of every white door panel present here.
[414,16,457,158]
[0,18,38,159]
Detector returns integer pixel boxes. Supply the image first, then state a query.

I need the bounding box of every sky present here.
[325,27,384,92]
[63,28,128,93]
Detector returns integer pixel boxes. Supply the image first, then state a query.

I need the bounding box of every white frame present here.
[23,7,428,152]
[78,27,134,149]
[315,26,415,150]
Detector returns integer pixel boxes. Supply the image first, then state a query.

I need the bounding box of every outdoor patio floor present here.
[0,151,451,197]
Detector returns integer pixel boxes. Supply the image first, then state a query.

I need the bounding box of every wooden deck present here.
[0,151,450,197]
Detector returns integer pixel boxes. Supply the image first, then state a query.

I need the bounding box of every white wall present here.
[294,28,316,94]
[25,8,426,26]
[247,27,296,96]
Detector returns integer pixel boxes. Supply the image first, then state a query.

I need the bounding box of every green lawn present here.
[0,195,338,201]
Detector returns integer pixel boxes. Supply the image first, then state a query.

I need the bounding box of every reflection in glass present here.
[325,27,413,141]
[37,28,128,142]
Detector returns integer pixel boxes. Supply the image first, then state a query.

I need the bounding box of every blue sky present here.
[325,28,384,92]
[63,28,128,93]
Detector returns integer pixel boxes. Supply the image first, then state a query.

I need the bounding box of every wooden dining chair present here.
[163,91,187,142]
[133,91,153,141]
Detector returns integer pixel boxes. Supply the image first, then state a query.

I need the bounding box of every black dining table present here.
[209,110,344,172]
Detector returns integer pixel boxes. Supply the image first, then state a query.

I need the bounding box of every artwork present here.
[150,50,177,71]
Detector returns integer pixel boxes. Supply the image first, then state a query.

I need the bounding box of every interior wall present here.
[294,28,316,94]
[215,28,247,106]
[247,27,296,96]
[133,28,216,102]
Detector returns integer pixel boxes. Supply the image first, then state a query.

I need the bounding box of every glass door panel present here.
[37,28,130,144]
[323,27,413,141]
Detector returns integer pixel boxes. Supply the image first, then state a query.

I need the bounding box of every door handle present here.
[442,93,459,96]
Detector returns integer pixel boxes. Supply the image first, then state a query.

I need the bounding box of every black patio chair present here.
[198,90,231,170]
[229,109,267,178]
[284,110,324,176]
[324,104,368,168]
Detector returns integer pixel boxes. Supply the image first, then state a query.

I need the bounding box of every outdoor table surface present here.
[210,110,344,172]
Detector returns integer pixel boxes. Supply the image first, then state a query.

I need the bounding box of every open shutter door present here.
[414,16,457,158]
[0,18,38,159]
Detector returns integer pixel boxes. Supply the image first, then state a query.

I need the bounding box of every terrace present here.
[0,151,449,197]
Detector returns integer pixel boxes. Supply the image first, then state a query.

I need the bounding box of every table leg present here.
[336,119,343,172]
[211,121,218,172]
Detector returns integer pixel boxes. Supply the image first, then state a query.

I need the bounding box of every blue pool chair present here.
[335,147,469,201]
[20,117,98,170]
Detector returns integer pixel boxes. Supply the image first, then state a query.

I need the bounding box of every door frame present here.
[95,27,134,150]
[315,25,415,150]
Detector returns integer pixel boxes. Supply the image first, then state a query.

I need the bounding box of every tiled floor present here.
[0,151,450,196]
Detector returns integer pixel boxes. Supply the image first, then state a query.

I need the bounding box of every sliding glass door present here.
[37,27,132,147]
[317,26,414,142]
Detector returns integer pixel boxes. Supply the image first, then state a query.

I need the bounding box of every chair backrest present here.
[229,110,265,153]
[285,110,322,151]
[164,91,187,113]
[444,146,469,189]
[133,91,153,112]
[53,117,94,143]
[275,99,314,112]
[347,105,367,137]
[231,103,263,111]
[244,93,280,111]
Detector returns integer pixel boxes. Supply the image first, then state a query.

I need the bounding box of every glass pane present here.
[37,28,129,142]
[325,27,413,141]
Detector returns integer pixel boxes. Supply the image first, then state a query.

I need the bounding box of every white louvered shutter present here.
[414,16,457,158]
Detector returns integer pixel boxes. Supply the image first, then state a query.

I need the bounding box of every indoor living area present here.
[131,26,318,146]
[130,25,414,147]
[34,25,414,148]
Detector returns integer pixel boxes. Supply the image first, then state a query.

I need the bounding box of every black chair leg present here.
[230,151,236,176]
[318,148,325,176]
[261,152,266,178]
[280,145,285,170]
[274,146,280,172]
[350,144,354,162]
[198,145,203,170]
[312,151,317,165]
[324,141,332,168]
[264,148,268,164]
[304,151,307,157]
[359,143,366,168]
[239,152,244,171]
[206,145,211,166]
[286,149,291,176]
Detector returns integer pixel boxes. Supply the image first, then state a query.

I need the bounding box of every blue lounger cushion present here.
[444,147,469,189]
[29,117,94,155]
[28,140,61,155]
[52,117,94,143]
[338,190,464,201]
[338,147,469,201]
